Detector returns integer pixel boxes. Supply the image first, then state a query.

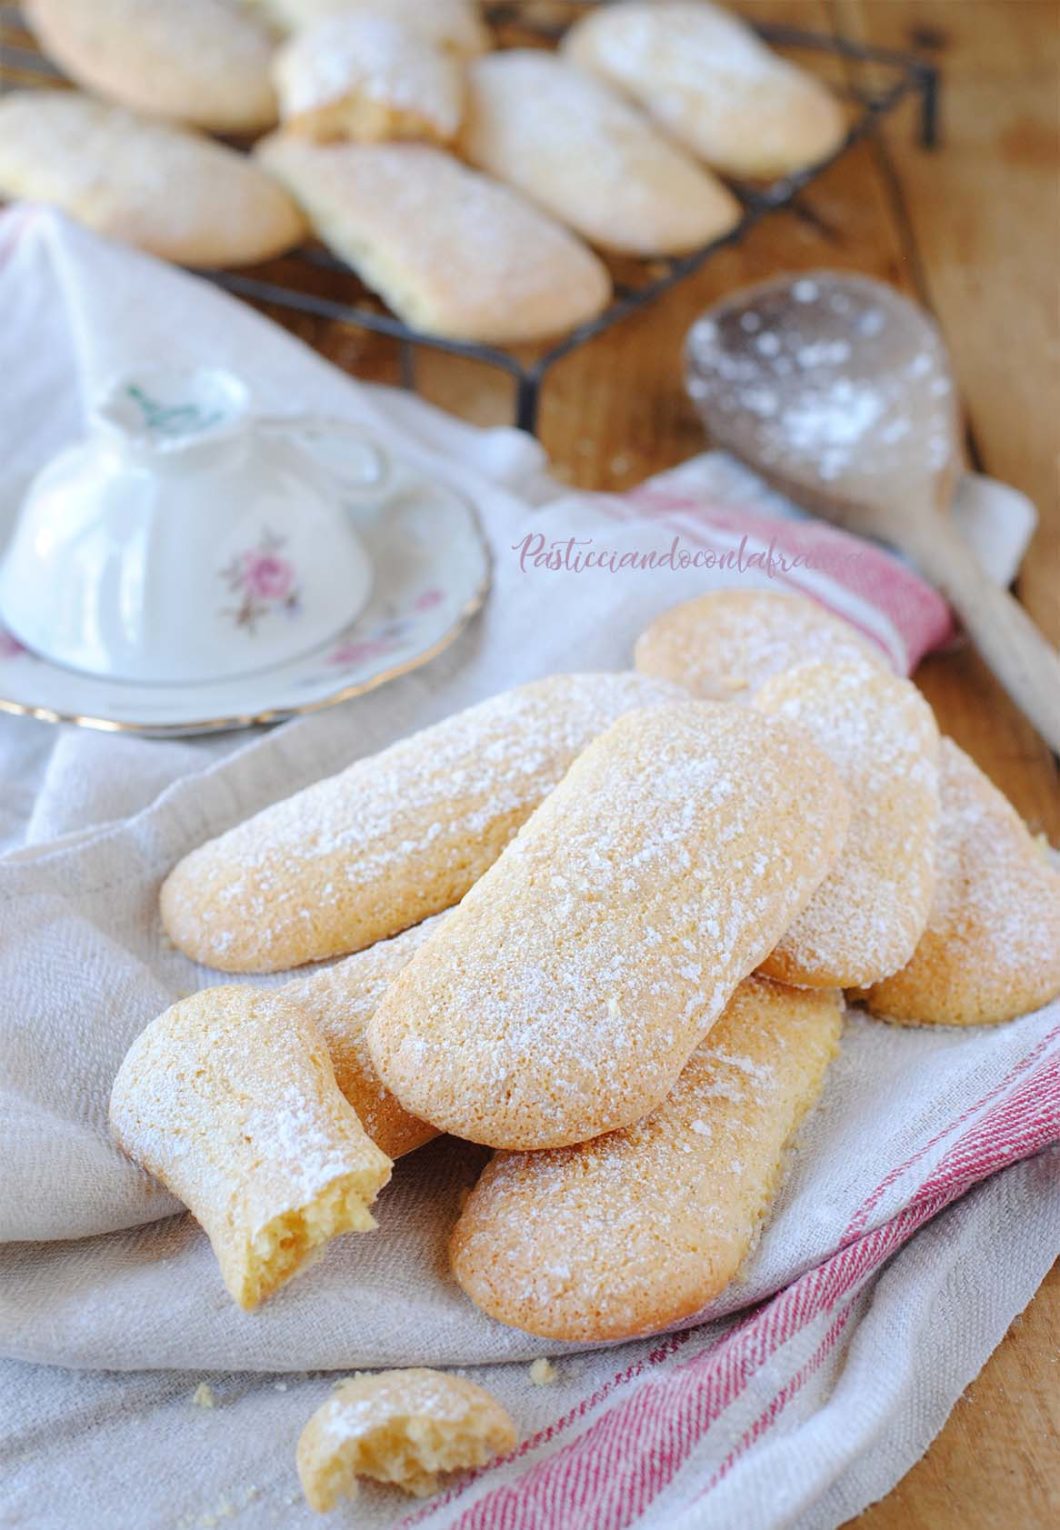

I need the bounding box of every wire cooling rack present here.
[0,2,939,434]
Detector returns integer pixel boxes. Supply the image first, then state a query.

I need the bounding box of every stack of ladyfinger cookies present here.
[110,595,1060,1345]
[3,1,847,342]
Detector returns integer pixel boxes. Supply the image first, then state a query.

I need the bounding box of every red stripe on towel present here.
[405,1039,1057,1530]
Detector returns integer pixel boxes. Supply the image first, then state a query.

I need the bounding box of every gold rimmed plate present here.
[0,463,491,736]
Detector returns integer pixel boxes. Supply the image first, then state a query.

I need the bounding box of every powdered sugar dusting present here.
[450,979,842,1341]
[317,1368,498,1444]
[0,92,303,265]
[685,274,955,487]
[162,672,682,971]
[634,588,890,701]
[867,739,1060,1024]
[928,744,1057,957]
[275,13,464,138]
[755,660,940,986]
[369,703,848,1149]
[256,137,611,344]
[565,0,843,177]
[462,50,738,256]
[109,985,390,1298]
[260,0,488,58]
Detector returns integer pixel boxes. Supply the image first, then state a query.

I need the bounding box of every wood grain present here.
[851,1262,1060,1530]
[804,7,1059,1524]
[832,0,1060,828]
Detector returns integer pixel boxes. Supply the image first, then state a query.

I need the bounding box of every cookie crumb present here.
[199,1502,234,1528]
[529,1358,558,1386]
[333,1370,368,1390]
[192,1382,215,1409]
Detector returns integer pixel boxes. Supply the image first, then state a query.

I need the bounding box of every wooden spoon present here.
[685,271,1060,754]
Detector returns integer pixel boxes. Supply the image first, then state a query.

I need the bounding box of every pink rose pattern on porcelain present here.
[0,460,488,729]
[220,529,301,633]
[322,587,446,677]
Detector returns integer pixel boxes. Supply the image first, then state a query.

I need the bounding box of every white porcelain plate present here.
[0,456,491,736]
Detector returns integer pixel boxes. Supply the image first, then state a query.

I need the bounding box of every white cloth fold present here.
[3,1153,1056,1530]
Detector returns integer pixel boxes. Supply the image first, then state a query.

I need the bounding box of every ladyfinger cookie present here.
[753,661,940,989]
[634,589,888,700]
[252,0,490,59]
[367,702,849,1150]
[274,13,465,146]
[25,0,277,135]
[460,51,740,257]
[564,1,845,180]
[286,917,443,1158]
[866,740,1060,1026]
[255,139,612,345]
[160,672,681,973]
[110,988,392,1310]
[450,978,842,1342]
[0,93,306,269]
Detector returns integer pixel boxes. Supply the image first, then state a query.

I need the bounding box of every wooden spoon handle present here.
[901,513,1060,755]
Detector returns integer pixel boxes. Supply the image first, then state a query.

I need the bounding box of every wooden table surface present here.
[6,0,1055,1522]
[266,3,1059,1524]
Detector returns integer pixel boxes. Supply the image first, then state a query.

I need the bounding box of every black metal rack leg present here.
[919,65,941,149]
[515,375,541,436]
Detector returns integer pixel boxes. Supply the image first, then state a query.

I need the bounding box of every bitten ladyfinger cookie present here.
[274,13,466,146]
[160,672,681,973]
[110,988,392,1310]
[634,589,888,700]
[368,702,849,1150]
[866,739,1060,1026]
[254,0,490,59]
[286,918,443,1158]
[753,661,940,989]
[450,978,842,1342]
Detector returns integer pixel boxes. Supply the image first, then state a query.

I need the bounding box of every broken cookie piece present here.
[297,1368,517,1510]
[109,986,392,1309]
